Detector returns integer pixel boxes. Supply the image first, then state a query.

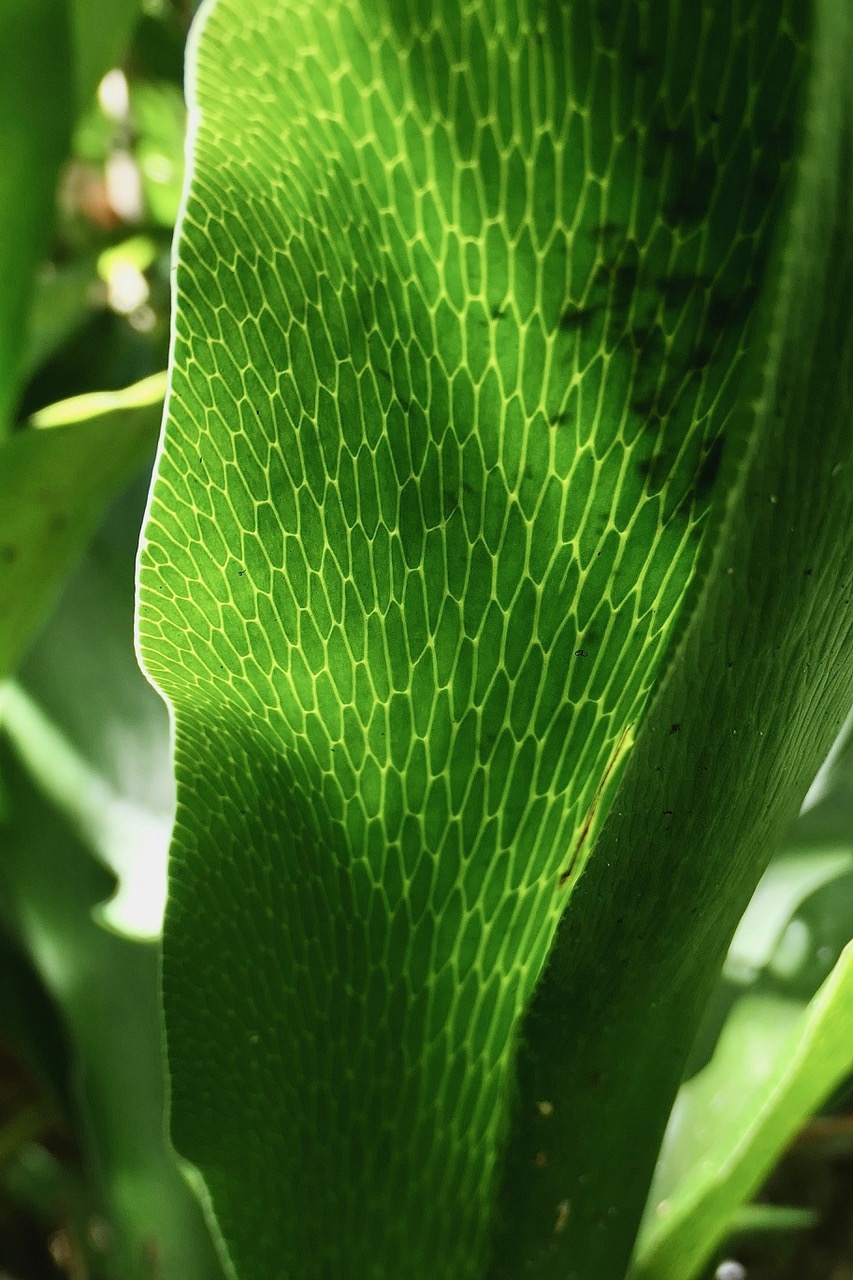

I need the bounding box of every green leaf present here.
[633,945,853,1280]
[3,466,173,941]
[0,477,225,1279]
[0,930,72,1114]
[726,851,853,983]
[632,695,853,1280]
[0,0,73,434]
[729,1202,817,1236]
[492,2,853,1275]
[137,1,835,1277]
[71,0,142,110]
[0,740,226,1280]
[0,373,164,680]
[21,256,100,385]
[132,80,187,227]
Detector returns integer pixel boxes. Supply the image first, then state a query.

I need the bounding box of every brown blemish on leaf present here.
[558,723,634,887]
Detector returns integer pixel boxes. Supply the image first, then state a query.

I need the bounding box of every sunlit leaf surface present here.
[137,0,853,1276]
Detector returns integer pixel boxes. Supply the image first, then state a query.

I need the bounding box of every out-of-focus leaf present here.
[730,1203,817,1235]
[3,467,174,939]
[727,852,853,982]
[2,1141,86,1232]
[632,945,853,1280]
[802,705,853,809]
[18,467,171,815]
[71,0,141,111]
[0,739,225,1280]
[636,709,853,1277]
[0,373,163,680]
[0,0,73,434]
[132,81,186,226]
[21,258,101,384]
[0,932,72,1112]
[0,683,169,939]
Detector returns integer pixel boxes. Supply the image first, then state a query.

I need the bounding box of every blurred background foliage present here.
[0,1,850,1277]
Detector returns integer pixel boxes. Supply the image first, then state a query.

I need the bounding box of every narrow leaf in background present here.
[0,373,164,680]
[633,945,853,1280]
[1,474,224,1280]
[0,0,73,433]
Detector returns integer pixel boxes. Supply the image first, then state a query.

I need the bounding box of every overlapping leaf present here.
[494,2,853,1275]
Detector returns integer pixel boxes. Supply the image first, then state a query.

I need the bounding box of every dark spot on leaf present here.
[0,544,17,564]
[665,150,718,227]
[596,260,642,309]
[708,109,721,124]
[689,343,714,371]
[694,435,726,500]
[639,452,673,492]
[708,284,759,331]
[548,412,570,427]
[656,273,712,306]
[575,649,587,658]
[669,723,681,735]
[490,305,507,320]
[590,221,622,242]
[377,366,391,382]
[559,305,599,331]
[631,394,659,421]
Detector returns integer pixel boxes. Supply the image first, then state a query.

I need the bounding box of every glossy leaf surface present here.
[138,0,852,1276]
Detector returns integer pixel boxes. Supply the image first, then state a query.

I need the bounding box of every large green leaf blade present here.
[493,2,853,1275]
[140,1,808,1275]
